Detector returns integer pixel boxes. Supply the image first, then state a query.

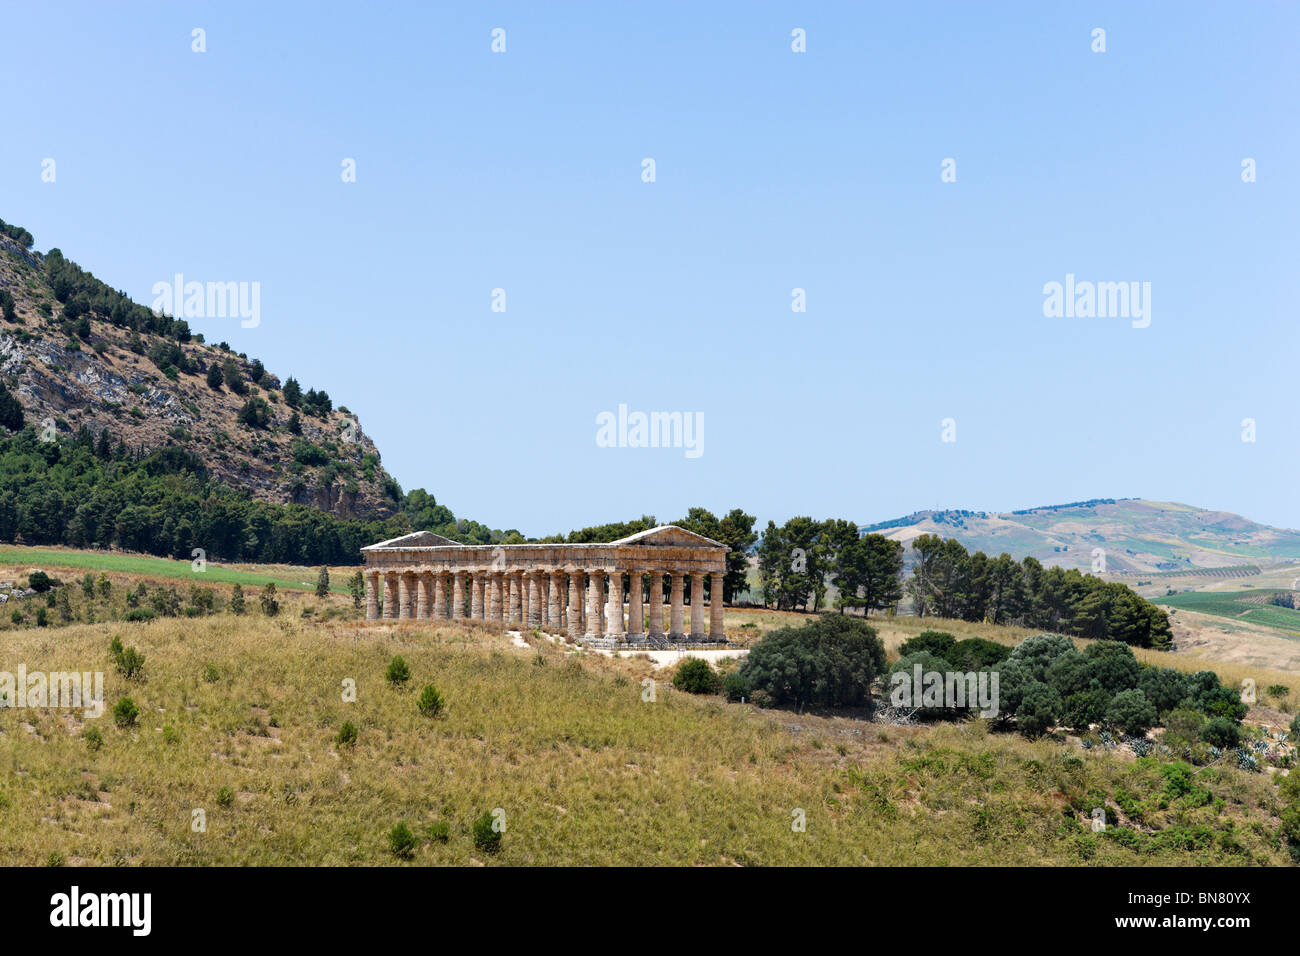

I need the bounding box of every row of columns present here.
[364,568,725,640]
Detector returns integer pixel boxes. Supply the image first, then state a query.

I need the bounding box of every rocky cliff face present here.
[0,232,398,521]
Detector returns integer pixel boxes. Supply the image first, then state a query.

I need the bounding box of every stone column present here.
[417,573,431,618]
[508,573,522,623]
[567,571,583,640]
[668,572,685,638]
[646,571,664,638]
[549,571,564,631]
[627,571,644,640]
[383,573,398,619]
[585,571,605,639]
[690,573,706,639]
[397,573,412,619]
[452,571,466,619]
[709,570,726,640]
[365,571,378,620]
[489,572,504,621]
[433,573,448,619]
[471,573,484,619]
[606,571,625,641]
[526,572,542,626]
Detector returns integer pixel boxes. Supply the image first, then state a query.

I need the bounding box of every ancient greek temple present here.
[360,525,728,644]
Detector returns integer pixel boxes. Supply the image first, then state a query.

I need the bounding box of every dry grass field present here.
[1,593,1295,866]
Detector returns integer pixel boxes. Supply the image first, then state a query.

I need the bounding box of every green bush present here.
[1200,716,1241,749]
[427,821,450,843]
[259,583,280,616]
[202,663,220,683]
[83,726,103,751]
[1105,689,1157,736]
[113,697,139,728]
[124,608,156,623]
[722,671,752,702]
[216,786,234,807]
[472,811,502,853]
[1016,682,1062,737]
[897,630,956,660]
[386,655,411,686]
[335,721,358,747]
[674,658,718,694]
[417,684,445,718]
[109,637,146,680]
[737,614,885,709]
[388,822,417,859]
[28,570,54,593]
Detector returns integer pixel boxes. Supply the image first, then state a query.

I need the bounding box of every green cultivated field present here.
[1154,589,1300,636]
[0,546,346,594]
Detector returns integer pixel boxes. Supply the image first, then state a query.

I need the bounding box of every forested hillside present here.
[0,217,522,559]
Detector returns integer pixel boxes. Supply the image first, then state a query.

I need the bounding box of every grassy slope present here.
[0,606,1292,866]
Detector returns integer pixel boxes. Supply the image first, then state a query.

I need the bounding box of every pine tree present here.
[0,380,24,432]
[230,583,245,615]
[315,566,330,599]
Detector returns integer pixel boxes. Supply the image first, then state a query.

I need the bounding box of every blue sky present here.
[4,2,1298,536]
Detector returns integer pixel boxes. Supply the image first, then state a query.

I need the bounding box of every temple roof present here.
[609,525,725,549]
[361,530,460,551]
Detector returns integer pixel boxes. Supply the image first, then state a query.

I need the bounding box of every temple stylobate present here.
[360,525,728,644]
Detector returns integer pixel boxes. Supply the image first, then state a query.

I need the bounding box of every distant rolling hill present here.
[861,498,1300,575]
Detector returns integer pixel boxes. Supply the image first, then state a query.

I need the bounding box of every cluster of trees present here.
[282,377,332,418]
[908,534,1172,648]
[757,517,904,614]
[907,632,1248,742]
[0,424,535,563]
[0,430,411,564]
[43,248,194,344]
[729,614,887,709]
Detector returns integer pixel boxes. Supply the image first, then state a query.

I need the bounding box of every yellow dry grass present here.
[0,609,1290,866]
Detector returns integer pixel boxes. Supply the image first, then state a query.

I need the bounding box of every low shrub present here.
[674,658,718,694]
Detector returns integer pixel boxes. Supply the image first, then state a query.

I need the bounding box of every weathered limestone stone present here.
[489,573,504,622]
[585,572,605,639]
[360,526,728,643]
[508,574,521,623]
[452,571,466,619]
[471,573,484,619]
[433,573,448,619]
[383,573,398,620]
[549,571,564,632]
[668,573,685,638]
[418,573,432,619]
[690,573,706,638]
[365,572,378,620]
[627,572,644,639]
[646,571,664,639]
[567,570,583,639]
[528,572,543,627]
[606,572,625,640]
[709,571,725,639]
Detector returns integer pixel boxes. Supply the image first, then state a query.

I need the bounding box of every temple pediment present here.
[609,525,725,549]
[362,530,460,550]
